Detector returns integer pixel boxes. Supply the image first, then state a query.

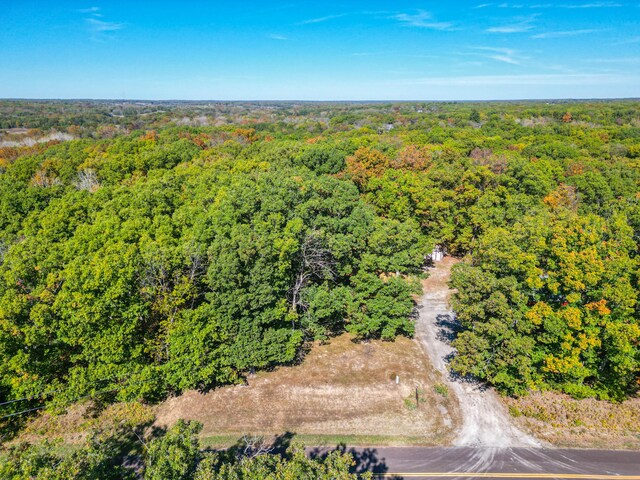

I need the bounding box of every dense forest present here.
[1,99,639,432]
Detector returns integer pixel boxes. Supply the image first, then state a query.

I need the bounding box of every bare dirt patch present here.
[154,333,458,445]
[505,391,640,450]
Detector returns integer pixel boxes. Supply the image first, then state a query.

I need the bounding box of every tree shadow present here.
[57,417,164,477]
[270,431,295,457]
[0,413,30,444]
[118,420,165,473]
[446,366,490,391]
[204,431,296,460]
[435,314,490,392]
[309,444,402,479]
[435,313,461,344]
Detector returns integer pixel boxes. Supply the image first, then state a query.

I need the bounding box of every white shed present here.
[429,245,445,262]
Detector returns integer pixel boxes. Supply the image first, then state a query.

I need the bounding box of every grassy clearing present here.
[504,391,640,449]
[199,433,440,449]
[155,333,458,445]
[7,334,456,450]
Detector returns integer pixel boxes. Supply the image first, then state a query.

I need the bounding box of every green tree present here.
[144,420,203,480]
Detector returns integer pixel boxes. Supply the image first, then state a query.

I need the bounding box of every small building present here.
[429,245,445,262]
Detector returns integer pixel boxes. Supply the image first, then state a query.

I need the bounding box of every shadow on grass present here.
[271,431,295,456]
[203,431,296,463]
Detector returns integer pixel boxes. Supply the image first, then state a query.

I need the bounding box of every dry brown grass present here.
[9,334,456,448]
[504,391,640,449]
[155,333,457,445]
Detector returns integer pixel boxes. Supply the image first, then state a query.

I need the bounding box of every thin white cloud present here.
[474,3,493,8]
[268,34,288,40]
[297,14,347,25]
[532,29,599,38]
[86,17,124,33]
[486,15,538,33]
[562,2,622,8]
[490,55,520,64]
[473,46,523,64]
[392,11,455,30]
[81,7,124,39]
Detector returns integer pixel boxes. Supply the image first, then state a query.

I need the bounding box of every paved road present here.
[310,447,640,479]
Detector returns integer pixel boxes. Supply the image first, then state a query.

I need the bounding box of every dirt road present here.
[415,257,542,448]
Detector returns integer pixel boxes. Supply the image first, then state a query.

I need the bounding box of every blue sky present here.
[1,1,639,100]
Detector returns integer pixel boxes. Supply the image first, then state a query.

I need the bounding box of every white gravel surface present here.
[415,258,543,448]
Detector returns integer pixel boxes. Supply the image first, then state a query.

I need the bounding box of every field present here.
[505,392,640,450]
[10,333,458,449]
[155,333,459,447]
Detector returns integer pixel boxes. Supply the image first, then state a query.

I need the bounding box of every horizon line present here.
[1,97,639,103]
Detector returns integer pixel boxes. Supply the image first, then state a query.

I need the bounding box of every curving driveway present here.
[415,257,542,448]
